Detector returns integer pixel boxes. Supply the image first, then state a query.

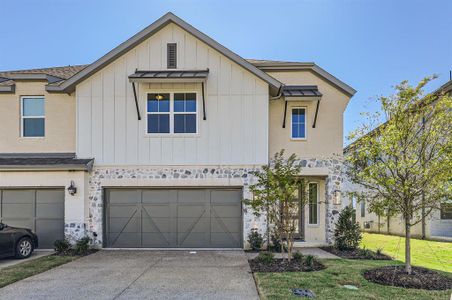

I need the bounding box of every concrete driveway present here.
[0,250,259,300]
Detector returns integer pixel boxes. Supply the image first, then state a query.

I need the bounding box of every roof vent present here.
[167,43,177,69]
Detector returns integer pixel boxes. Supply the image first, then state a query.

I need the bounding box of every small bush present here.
[268,234,287,252]
[247,228,264,251]
[293,251,303,261]
[74,237,91,255]
[257,252,274,264]
[376,247,383,256]
[334,206,362,250]
[359,247,374,258]
[305,255,317,268]
[54,239,71,255]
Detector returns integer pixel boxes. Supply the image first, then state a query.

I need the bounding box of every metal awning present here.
[282,85,322,99]
[128,69,209,121]
[129,69,209,83]
[281,85,323,129]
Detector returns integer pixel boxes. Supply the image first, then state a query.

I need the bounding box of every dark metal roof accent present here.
[0,153,94,171]
[129,69,209,80]
[282,85,322,97]
[131,82,141,120]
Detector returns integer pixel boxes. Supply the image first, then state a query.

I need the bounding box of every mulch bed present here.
[364,266,452,290]
[248,258,325,273]
[54,249,98,257]
[321,246,392,260]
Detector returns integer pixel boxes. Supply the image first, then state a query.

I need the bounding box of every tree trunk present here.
[387,215,390,234]
[405,220,412,274]
[421,192,426,239]
[378,215,381,233]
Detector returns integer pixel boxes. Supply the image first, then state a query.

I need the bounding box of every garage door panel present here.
[178,218,210,233]
[141,233,174,247]
[177,190,207,203]
[105,188,242,248]
[108,216,140,233]
[142,217,172,233]
[1,219,34,230]
[211,233,241,247]
[142,204,171,217]
[142,190,175,203]
[2,204,34,218]
[109,232,139,248]
[2,190,35,204]
[36,190,64,204]
[36,203,64,218]
[211,205,241,218]
[211,217,241,233]
[36,220,64,247]
[108,190,140,204]
[177,205,208,218]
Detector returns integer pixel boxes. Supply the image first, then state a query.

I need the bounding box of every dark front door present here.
[104,188,243,248]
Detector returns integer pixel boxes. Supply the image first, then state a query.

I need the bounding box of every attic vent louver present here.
[167,43,177,69]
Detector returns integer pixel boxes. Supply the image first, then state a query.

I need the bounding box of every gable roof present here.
[247,59,356,97]
[44,12,281,95]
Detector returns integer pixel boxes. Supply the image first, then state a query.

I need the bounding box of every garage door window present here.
[147,92,197,135]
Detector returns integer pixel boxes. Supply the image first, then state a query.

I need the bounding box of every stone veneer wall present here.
[82,157,343,247]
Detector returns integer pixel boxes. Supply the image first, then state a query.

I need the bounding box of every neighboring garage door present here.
[0,189,64,249]
[105,188,242,248]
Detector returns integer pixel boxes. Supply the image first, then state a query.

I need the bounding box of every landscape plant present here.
[346,77,452,274]
[334,205,362,250]
[247,150,307,262]
[247,228,264,251]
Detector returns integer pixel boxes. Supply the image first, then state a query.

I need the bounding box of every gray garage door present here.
[105,188,242,248]
[0,189,64,249]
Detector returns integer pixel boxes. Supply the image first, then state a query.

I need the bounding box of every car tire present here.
[15,237,34,259]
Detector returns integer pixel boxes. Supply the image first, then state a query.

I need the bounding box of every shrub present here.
[257,252,274,264]
[54,239,71,255]
[247,228,264,251]
[74,237,91,255]
[376,247,383,256]
[268,234,287,252]
[334,206,362,250]
[359,247,375,258]
[305,255,317,268]
[293,251,303,261]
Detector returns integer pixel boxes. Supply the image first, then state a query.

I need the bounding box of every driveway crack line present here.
[112,257,164,300]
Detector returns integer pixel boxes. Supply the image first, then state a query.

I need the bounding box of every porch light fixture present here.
[333,190,341,205]
[68,181,77,196]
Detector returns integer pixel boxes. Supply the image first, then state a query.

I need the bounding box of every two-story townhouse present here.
[343,79,452,240]
[0,13,355,249]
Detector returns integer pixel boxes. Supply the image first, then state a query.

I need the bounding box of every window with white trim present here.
[308,183,318,225]
[21,96,45,137]
[147,92,197,134]
[291,108,306,139]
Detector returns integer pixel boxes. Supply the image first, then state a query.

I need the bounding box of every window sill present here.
[290,137,307,141]
[144,133,200,138]
[306,223,320,228]
[19,136,45,139]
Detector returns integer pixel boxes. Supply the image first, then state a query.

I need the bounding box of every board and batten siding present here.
[76,23,269,166]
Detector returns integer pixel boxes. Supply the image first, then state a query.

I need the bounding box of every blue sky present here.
[1,0,451,144]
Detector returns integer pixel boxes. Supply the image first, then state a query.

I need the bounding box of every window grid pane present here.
[23,97,45,116]
[23,118,45,137]
[292,108,306,138]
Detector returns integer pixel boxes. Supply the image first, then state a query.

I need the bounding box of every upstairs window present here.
[147,92,197,135]
[21,96,45,137]
[167,43,177,69]
[291,108,306,139]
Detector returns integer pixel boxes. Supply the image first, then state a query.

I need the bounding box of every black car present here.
[0,222,38,259]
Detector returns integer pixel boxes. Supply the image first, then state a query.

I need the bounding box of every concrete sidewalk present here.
[0,250,259,300]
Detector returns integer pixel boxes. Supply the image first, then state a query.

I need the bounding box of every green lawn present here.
[361,233,452,273]
[0,255,78,288]
[255,259,452,300]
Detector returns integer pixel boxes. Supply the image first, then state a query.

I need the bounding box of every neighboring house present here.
[343,80,452,240]
[0,13,355,249]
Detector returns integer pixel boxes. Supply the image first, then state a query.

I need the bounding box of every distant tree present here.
[346,77,452,274]
[246,150,307,262]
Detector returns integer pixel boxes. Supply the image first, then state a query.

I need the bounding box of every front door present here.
[291,183,305,240]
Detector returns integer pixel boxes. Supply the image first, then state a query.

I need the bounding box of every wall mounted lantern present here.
[68,181,77,196]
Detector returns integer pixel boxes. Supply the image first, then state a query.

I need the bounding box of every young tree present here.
[246,150,307,261]
[334,206,362,250]
[346,77,452,274]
